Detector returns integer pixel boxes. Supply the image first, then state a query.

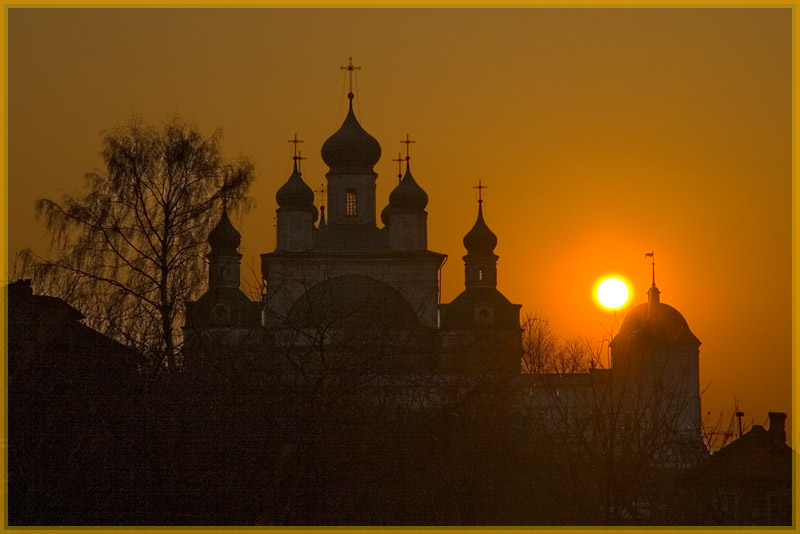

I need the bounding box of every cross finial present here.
[288,133,304,160]
[392,153,404,183]
[645,251,655,286]
[296,150,307,173]
[340,57,361,97]
[473,179,487,204]
[400,133,415,162]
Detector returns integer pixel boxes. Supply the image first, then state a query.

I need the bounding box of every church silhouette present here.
[17,60,786,527]
[179,61,710,458]
[184,68,523,376]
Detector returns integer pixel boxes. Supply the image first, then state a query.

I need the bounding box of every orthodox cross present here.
[401,133,415,162]
[288,133,303,160]
[392,152,404,183]
[340,57,361,94]
[473,179,487,203]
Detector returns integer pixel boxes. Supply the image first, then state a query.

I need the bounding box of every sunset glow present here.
[6,8,792,447]
[596,277,629,309]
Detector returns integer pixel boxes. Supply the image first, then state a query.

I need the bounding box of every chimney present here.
[768,412,787,442]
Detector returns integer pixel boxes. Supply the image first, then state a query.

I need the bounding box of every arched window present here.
[346,189,357,216]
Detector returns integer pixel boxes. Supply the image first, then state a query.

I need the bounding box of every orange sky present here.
[6,8,793,443]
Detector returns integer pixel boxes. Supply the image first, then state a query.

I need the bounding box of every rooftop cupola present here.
[275,143,317,252]
[206,207,242,290]
[321,58,381,226]
[276,160,317,219]
[646,251,661,305]
[463,181,498,288]
[389,162,428,211]
[463,200,498,256]
[385,136,429,251]
[320,94,381,175]
[648,284,661,305]
[208,208,241,256]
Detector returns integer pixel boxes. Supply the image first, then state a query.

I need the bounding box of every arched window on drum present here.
[346,188,357,217]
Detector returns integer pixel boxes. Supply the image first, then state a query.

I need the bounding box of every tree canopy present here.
[33,116,255,374]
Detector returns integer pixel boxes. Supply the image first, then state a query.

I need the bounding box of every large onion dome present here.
[388,164,428,211]
[276,162,318,221]
[463,201,497,255]
[321,97,381,175]
[208,209,241,254]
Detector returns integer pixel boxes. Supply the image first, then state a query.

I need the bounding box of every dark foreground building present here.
[6,279,140,524]
[690,412,793,525]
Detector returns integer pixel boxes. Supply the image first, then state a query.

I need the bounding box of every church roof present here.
[321,98,381,175]
[439,287,521,330]
[463,201,497,255]
[276,162,317,220]
[389,164,428,211]
[208,209,241,254]
[611,287,700,348]
[696,423,792,482]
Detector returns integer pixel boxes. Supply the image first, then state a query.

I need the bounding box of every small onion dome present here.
[388,164,428,211]
[380,203,394,227]
[463,201,497,255]
[321,100,381,175]
[208,209,241,254]
[276,163,318,222]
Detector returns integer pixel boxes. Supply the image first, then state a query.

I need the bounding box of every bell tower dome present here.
[275,138,317,252]
[321,58,381,227]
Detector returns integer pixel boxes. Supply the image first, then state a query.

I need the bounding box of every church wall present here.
[326,173,377,226]
[207,254,242,289]
[262,252,444,330]
[438,326,524,373]
[183,325,266,372]
[389,211,427,251]
[276,210,314,252]
[612,343,702,443]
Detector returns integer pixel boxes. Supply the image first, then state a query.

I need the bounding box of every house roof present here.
[697,424,793,482]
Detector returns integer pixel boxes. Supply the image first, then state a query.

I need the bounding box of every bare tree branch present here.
[31,115,254,375]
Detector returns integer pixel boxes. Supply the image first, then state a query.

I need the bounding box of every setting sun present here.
[597,277,629,309]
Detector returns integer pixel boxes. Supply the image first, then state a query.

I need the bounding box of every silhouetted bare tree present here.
[31,116,254,374]
[521,311,599,374]
[521,351,708,525]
